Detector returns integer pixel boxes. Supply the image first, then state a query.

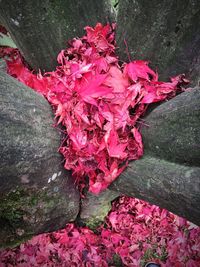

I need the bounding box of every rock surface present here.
[116,0,200,86]
[0,0,114,71]
[79,189,120,230]
[111,88,200,225]
[0,71,80,247]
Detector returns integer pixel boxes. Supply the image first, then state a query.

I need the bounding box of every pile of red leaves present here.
[1,23,188,194]
[0,196,200,266]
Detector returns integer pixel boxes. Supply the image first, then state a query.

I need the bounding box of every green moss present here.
[80,190,120,231]
[0,187,59,223]
[83,202,112,231]
[84,217,103,231]
[1,234,33,249]
[111,253,123,266]
[0,186,62,248]
[0,188,28,223]
[2,189,38,219]
[140,245,168,267]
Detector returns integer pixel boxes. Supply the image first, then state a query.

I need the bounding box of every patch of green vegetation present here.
[111,253,123,266]
[0,188,29,223]
[3,189,37,219]
[1,233,33,249]
[0,187,58,224]
[82,200,113,231]
[140,245,168,267]
[0,186,60,248]
[84,217,103,231]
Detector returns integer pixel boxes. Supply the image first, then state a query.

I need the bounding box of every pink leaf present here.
[124,60,158,82]
[105,129,127,159]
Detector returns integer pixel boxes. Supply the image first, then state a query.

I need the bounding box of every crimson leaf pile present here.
[2,23,187,194]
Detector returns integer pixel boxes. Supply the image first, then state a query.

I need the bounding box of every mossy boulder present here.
[79,189,120,230]
[0,72,79,248]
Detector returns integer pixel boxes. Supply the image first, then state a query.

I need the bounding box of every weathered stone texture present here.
[117,0,200,85]
[0,72,79,247]
[0,0,114,71]
[111,88,200,225]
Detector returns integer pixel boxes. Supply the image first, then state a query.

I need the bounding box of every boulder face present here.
[110,88,200,226]
[141,87,200,167]
[116,0,200,86]
[0,0,114,72]
[113,0,200,224]
[0,71,80,248]
[79,189,120,230]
